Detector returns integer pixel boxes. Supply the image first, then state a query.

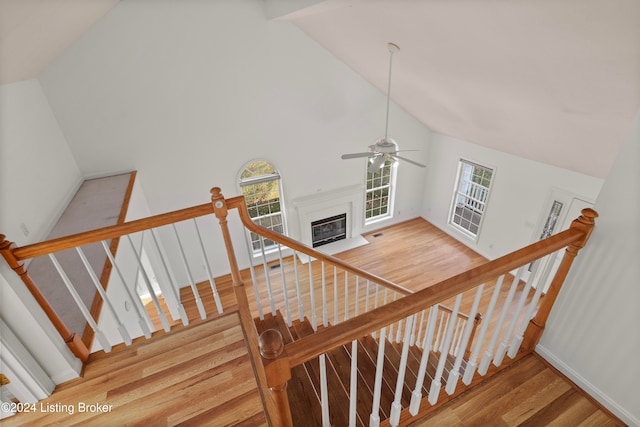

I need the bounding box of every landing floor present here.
[0,312,267,426]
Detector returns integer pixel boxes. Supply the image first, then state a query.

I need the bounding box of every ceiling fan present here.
[341,42,426,173]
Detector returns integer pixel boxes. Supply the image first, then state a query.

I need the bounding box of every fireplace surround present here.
[293,185,368,261]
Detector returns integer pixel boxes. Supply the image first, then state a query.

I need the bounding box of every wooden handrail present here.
[0,235,89,362]
[12,203,214,260]
[225,195,413,297]
[521,208,598,350]
[285,225,586,367]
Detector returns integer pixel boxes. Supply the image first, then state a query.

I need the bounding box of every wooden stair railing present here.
[255,310,470,427]
[210,187,598,426]
[0,201,231,363]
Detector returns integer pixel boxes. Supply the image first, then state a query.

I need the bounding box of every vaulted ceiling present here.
[1,0,638,178]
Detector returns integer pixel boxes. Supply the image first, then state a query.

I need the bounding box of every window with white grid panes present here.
[365,157,395,222]
[239,161,285,252]
[449,160,494,237]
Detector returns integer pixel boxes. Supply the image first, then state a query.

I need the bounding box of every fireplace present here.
[311,213,347,248]
[292,185,368,262]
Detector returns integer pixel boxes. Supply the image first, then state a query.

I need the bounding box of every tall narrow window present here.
[449,160,494,237]
[239,160,285,252]
[365,156,396,223]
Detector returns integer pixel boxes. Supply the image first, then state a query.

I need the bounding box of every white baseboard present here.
[536,344,639,427]
[50,363,82,385]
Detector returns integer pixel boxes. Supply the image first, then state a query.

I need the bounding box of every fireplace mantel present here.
[292,185,368,261]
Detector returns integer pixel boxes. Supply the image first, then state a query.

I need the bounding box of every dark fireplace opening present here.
[311,213,347,248]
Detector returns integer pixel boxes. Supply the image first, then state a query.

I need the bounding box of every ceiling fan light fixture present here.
[367,155,386,172]
[341,42,426,170]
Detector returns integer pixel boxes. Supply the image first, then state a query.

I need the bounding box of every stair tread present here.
[258,312,473,426]
[291,319,360,427]
[358,334,401,418]
[362,334,412,408]
[256,313,323,426]
[326,339,377,423]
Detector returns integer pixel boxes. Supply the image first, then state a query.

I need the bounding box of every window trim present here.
[448,158,495,241]
[237,159,286,255]
[364,152,398,225]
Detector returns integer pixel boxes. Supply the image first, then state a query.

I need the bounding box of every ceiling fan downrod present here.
[384,42,400,142]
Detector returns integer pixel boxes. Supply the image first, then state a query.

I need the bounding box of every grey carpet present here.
[27,173,132,339]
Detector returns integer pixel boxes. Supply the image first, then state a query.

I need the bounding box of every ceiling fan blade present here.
[393,155,426,168]
[342,152,374,159]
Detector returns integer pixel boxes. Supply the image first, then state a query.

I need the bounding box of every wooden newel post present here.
[0,235,89,362]
[211,187,293,426]
[210,187,243,286]
[259,329,294,427]
[522,208,599,351]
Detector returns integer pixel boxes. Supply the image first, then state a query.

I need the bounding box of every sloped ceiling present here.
[1,0,638,178]
[0,0,119,85]
[269,0,640,178]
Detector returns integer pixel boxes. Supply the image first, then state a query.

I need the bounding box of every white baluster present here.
[126,235,171,332]
[365,280,371,312]
[292,250,304,322]
[349,339,358,427]
[49,253,112,352]
[171,224,206,320]
[409,311,418,346]
[433,312,445,352]
[494,267,530,365]
[319,354,331,427]
[415,309,426,348]
[321,261,328,327]
[344,271,349,321]
[276,244,291,327]
[410,306,438,415]
[258,235,276,316]
[333,267,338,325]
[101,240,152,338]
[493,267,530,366]
[450,319,464,356]
[149,229,188,325]
[463,277,504,384]
[479,272,521,374]
[308,258,317,330]
[509,259,549,358]
[389,292,397,340]
[369,326,387,427]
[127,234,171,332]
[193,219,223,314]
[446,285,484,395]
[354,276,360,317]
[428,295,462,405]
[390,315,414,426]
[76,247,132,345]
[243,233,264,320]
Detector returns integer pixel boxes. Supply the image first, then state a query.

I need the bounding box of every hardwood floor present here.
[408,354,621,427]
[3,218,622,426]
[1,313,267,427]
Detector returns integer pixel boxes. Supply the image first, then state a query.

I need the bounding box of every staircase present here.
[0,187,600,426]
[256,310,467,427]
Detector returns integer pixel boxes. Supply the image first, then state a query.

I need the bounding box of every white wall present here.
[421,132,603,260]
[38,0,430,278]
[0,264,82,385]
[0,79,82,246]
[0,79,83,385]
[537,112,640,426]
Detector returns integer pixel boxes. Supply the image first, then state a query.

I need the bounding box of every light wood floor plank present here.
[3,219,621,426]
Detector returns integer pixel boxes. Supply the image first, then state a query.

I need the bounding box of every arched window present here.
[365,148,397,223]
[238,160,286,252]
